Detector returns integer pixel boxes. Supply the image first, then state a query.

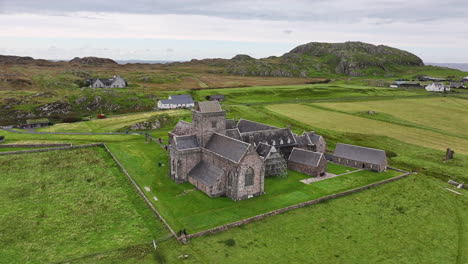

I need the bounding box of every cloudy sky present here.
[0,0,467,62]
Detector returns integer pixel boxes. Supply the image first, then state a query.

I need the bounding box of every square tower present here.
[192,101,226,147]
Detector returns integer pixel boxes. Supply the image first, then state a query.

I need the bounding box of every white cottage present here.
[157,95,195,109]
[425,82,449,92]
[89,76,126,88]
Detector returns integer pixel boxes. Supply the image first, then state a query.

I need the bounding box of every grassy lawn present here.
[0,147,169,263]
[155,175,468,264]
[35,110,188,133]
[326,162,358,174]
[266,103,468,154]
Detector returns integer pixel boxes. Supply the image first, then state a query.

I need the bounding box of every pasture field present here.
[314,97,468,138]
[190,83,430,105]
[156,175,468,264]
[1,83,467,263]
[0,147,169,263]
[35,109,187,133]
[266,103,468,154]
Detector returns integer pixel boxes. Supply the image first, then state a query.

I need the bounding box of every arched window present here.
[245,167,254,187]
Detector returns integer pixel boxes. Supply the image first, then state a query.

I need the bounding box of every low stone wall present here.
[102,144,178,239]
[0,143,72,148]
[0,143,103,156]
[184,170,410,240]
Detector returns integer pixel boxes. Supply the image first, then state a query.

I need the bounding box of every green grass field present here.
[1,82,467,263]
[266,103,468,154]
[191,83,430,105]
[0,147,170,263]
[35,110,187,133]
[155,175,468,264]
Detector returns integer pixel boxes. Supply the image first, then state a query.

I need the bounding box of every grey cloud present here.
[1,0,467,23]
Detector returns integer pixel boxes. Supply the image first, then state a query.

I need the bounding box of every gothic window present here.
[245,167,254,187]
[211,121,217,128]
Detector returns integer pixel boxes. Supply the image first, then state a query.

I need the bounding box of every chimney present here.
[309,131,315,135]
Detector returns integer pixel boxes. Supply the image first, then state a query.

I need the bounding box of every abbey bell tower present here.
[192,101,226,147]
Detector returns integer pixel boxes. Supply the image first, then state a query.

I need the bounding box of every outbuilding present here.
[332,143,387,172]
[20,118,50,129]
[207,94,225,101]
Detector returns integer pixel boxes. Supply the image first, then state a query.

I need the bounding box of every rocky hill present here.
[0,55,57,66]
[69,57,118,66]
[223,41,424,77]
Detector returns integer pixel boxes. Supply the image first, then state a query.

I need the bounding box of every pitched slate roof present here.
[225,119,236,129]
[304,132,323,145]
[333,143,386,165]
[174,135,200,150]
[90,76,124,86]
[237,119,278,133]
[188,161,224,186]
[241,128,296,147]
[288,148,324,167]
[225,128,242,140]
[294,134,311,146]
[161,95,194,105]
[205,133,250,163]
[171,120,194,136]
[170,94,192,99]
[256,142,273,158]
[197,101,222,113]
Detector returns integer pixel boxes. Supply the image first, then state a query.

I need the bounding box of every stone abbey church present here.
[167,101,327,201]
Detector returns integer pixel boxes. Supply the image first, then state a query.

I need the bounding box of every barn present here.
[332,143,387,172]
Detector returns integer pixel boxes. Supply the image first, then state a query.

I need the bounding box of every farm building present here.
[394,82,422,88]
[332,143,387,172]
[167,101,328,201]
[463,76,468,82]
[19,118,50,129]
[288,148,327,177]
[157,95,195,109]
[207,94,225,101]
[88,75,126,88]
[418,76,446,82]
[425,82,450,92]
[450,82,465,89]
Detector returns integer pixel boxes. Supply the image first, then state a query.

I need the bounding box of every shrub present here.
[221,239,236,247]
[386,150,398,158]
[0,135,4,141]
[62,116,82,123]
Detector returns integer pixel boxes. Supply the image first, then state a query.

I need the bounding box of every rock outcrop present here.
[223,41,424,77]
[69,57,118,66]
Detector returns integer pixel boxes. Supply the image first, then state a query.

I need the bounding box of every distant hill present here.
[221,41,425,77]
[69,57,118,66]
[427,63,468,72]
